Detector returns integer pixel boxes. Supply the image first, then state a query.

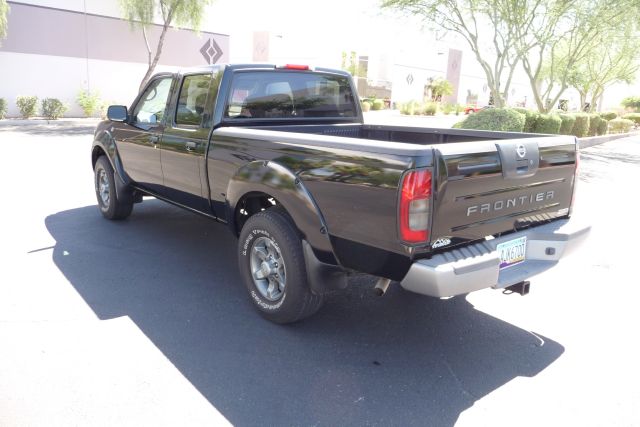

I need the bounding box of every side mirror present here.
[107,105,128,122]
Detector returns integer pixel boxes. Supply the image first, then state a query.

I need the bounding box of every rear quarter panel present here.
[207,128,431,279]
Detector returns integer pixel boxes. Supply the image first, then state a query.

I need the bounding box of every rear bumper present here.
[400,218,590,297]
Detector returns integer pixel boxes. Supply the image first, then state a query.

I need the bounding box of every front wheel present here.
[94,156,133,220]
[238,208,324,324]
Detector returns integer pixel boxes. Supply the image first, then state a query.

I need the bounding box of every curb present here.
[578,131,640,149]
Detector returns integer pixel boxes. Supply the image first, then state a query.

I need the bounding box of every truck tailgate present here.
[430,136,577,245]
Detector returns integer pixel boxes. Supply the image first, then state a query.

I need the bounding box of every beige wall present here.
[0,1,229,117]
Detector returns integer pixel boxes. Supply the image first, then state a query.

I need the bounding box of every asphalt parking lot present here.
[0,118,638,426]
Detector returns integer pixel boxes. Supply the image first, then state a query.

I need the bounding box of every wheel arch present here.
[225,161,334,262]
[91,128,130,187]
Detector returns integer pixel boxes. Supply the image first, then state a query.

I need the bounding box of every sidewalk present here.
[0,118,102,136]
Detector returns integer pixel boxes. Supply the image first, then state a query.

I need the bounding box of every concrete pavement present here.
[0,121,638,426]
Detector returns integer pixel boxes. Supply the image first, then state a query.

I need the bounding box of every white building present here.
[0,0,229,117]
[1,0,635,117]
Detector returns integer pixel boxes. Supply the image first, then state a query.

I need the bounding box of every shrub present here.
[458,108,525,132]
[16,96,39,118]
[452,121,464,129]
[441,103,455,115]
[454,104,464,115]
[371,99,385,111]
[0,98,7,119]
[599,111,617,121]
[597,118,609,136]
[609,118,634,134]
[621,96,640,111]
[399,101,420,115]
[571,113,590,137]
[361,100,371,112]
[512,107,539,133]
[533,114,562,134]
[423,101,438,116]
[587,114,609,136]
[587,114,601,136]
[623,113,640,125]
[558,114,576,135]
[41,98,67,120]
[77,89,102,117]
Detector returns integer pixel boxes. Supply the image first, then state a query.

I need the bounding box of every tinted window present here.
[225,71,357,120]
[133,77,172,125]
[175,74,212,126]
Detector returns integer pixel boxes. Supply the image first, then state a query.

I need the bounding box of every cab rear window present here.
[225,71,357,120]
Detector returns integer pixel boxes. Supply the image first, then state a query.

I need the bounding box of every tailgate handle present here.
[496,142,539,179]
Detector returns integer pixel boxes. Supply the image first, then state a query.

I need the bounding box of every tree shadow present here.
[45,201,564,426]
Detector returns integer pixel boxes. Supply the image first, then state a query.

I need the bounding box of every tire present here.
[94,156,133,220]
[238,208,324,324]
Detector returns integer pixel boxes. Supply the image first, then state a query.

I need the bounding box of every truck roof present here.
[174,63,352,77]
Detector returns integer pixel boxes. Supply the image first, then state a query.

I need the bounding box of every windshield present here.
[225,71,358,120]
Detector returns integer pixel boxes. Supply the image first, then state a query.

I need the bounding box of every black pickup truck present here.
[92,64,590,323]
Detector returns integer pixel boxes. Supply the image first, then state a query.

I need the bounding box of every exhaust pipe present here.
[374,278,391,296]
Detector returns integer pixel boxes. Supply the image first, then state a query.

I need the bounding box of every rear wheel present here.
[94,156,133,220]
[238,208,324,324]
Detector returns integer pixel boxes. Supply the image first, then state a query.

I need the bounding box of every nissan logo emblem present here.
[516,144,527,158]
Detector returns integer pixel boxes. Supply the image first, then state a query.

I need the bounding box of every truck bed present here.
[212,123,577,267]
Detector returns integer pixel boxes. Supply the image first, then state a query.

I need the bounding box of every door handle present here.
[185,141,198,152]
[149,135,160,144]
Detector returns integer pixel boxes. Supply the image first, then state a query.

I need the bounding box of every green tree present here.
[514,0,638,112]
[341,51,365,78]
[566,28,639,112]
[119,0,212,91]
[428,77,453,102]
[382,0,523,108]
[621,96,640,111]
[0,0,9,45]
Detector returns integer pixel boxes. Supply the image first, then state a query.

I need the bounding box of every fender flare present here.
[92,129,132,202]
[225,160,334,259]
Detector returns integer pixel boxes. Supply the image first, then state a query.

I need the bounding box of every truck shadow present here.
[45,201,563,426]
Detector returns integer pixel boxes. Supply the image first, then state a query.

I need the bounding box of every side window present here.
[175,74,212,126]
[133,77,173,125]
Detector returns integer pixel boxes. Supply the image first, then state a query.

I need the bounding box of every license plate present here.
[497,236,527,270]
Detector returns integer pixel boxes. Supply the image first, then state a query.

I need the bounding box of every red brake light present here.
[278,64,310,70]
[399,169,432,243]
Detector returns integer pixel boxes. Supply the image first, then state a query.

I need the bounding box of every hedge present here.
[533,114,562,134]
[623,113,640,125]
[597,118,609,136]
[571,113,590,137]
[609,118,634,134]
[588,114,608,136]
[600,111,617,121]
[458,108,525,132]
[361,100,371,112]
[512,107,539,133]
[559,114,576,135]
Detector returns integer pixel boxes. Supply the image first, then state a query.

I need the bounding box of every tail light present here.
[399,169,432,243]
